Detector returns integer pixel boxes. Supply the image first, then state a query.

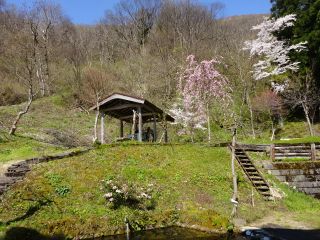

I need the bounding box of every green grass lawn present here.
[0,143,319,239]
[0,135,69,164]
[0,144,278,239]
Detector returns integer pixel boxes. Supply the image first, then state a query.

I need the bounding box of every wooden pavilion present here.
[90,93,174,143]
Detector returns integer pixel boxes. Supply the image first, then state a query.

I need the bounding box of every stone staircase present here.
[233,146,273,200]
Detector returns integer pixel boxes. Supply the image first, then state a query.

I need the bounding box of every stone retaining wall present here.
[263,161,320,198]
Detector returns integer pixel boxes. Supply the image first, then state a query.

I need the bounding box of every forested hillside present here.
[0,0,319,143]
[0,0,277,141]
[1,1,320,239]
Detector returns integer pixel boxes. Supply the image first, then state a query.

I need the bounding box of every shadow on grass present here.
[1,227,65,240]
[5,199,53,225]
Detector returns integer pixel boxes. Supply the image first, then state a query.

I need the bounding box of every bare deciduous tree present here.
[252,90,283,140]
[9,15,38,135]
[283,73,319,136]
[83,67,112,142]
[103,0,161,54]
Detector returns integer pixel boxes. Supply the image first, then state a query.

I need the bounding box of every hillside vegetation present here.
[1,0,320,239]
[1,144,320,239]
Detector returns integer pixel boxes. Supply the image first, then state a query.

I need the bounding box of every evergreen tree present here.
[271,0,320,85]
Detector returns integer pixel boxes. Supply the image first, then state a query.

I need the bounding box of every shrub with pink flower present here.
[101,179,155,210]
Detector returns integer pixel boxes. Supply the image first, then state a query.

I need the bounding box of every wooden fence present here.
[270,143,320,161]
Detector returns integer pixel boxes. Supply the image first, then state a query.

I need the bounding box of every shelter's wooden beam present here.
[119,112,156,120]
[138,106,142,142]
[101,113,105,144]
[103,104,142,112]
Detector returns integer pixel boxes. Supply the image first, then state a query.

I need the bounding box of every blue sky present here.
[6,0,271,24]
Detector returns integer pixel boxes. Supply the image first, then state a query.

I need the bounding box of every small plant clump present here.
[101,178,155,210]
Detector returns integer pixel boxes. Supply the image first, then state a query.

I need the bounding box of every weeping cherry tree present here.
[171,55,230,143]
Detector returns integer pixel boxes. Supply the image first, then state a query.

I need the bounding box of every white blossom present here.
[244,14,307,80]
[271,81,289,93]
[104,192,113,198]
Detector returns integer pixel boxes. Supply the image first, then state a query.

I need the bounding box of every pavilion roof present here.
[90,93,174,123]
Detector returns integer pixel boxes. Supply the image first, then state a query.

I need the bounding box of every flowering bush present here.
[101,179,155,210]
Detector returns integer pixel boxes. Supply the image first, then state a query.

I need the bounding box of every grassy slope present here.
[0,96,320,238]
[0,95,95,145]
[0,144,279,238]
[240,121,320,145]
[0,135,70,164]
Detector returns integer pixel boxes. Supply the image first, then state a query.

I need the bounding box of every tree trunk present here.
[231,128,238,217]
[247,96,256,139]
[207,103,211,143]
[270,120,276,141]
[302,103,314,136]
[43,31,51,95]
[36,67,46,97]
[9,89,33,135]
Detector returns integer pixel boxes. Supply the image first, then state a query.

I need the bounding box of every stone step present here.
[5,171,27,177]
[0,186,6,194]
[242,163,253,166]
[7,167,29,172]
[250,176,263,180]
[252,181,267,186]
[261,191,272,196]
[0,177,15,187]
[237,155,248,158]
[244,168,258,172]
[256,186,270,191]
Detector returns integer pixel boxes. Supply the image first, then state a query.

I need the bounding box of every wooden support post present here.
[231,128,238,217]
[251,187,255,207]
[270,144,275,161]
[311,143,316,161]
[131,110,136,139]
[137,106,142,142]
[101,112,105,144]
[164,118,168,143]
[120,120,124,138]
[153,115,157,142]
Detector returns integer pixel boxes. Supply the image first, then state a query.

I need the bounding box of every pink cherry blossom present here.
[171,55,231,140]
